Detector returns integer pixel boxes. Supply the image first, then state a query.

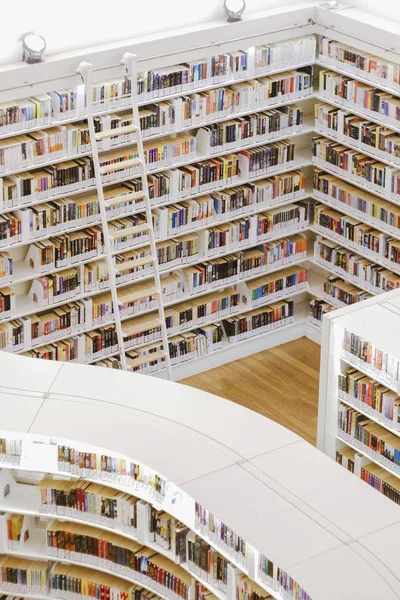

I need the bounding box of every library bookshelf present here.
[2,8,400,369]
[2,2,400,379]
[1,349,400,600]
[317,288,400,510]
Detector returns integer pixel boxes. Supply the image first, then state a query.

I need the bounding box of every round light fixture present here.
[22,33,46,64]
[224,0,246,22]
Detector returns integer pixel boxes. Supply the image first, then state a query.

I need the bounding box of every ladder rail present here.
[77,61,128,371]
[122,52,173,380]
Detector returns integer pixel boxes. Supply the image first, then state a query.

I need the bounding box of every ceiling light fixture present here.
[22,33,46,64]
[224,0,246,22]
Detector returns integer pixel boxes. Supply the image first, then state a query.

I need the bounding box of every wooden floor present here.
[181,337,320,446]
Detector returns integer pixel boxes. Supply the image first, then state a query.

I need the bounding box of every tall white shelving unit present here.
[2,2,400,376]
[318,289,400,504]
[1,350,400,600]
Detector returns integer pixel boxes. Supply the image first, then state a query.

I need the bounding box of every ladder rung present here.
[100,158,141,175]
[119,286,158,303]
[96,125,137,140]
[105,191,146,207]
[122,317,162,337]
[109,223,150,239]
[115,256,155,273]
[128,351,166,369]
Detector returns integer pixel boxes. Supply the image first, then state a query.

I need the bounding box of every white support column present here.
[76,61,128,370]
[136,499,150,544]
[122,52,173,380]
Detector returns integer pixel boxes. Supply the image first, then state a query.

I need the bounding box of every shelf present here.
[315,92,400,137]
[340,349,400,395]
[0,96,313,180]
[316,58,400,103]
[314,123,400,171]
[0,60,315,142]
[0,126,312,218]
[338,392,400,438]
[336,432,400,478]
[310,223,400,277]
[312,156,400,212]
[313,254,382,297]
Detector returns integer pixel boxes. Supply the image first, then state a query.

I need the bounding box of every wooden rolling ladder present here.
[77,54,172,378]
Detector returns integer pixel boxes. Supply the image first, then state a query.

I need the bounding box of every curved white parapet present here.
[0,351,400,600]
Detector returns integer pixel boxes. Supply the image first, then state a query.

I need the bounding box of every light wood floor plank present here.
[180,337,320,446]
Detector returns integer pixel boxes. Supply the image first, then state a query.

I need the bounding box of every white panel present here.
[31,396,237,485]
[289,545,399,600]
[249,441,400,539]
[0,392,44,432]
[49,362,300,460]
[181,462,342,571]
[0,352,62,394]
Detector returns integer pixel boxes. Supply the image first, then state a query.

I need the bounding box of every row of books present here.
[2,201,308,296]
[0,556,184,600]
[0,240,308,353]
[323,273,372,308]
[338,367,400,432]
[0,36,316,135]
[0,139,298,213]
[336,446,400,506]
[55,445,167,499]
[314,236,400,295]
[313,203,400,275]
[342,327,400,389]
[313,168,400,242]
[314,103,400,167]
[0,70,313,178]
[179,70,312,128]
[0,553,315,600]
[19,297,298,369]
[39,478,139,534]
[0,439,21,465]
[4,490,312,600]
[37,475,305,600]
[11,269,302,353]
[318,35,400,94]
[307,297,336,329]
[2,171,306,249]
[312,137,400,202]
[319,70,400,132]
[196,106,304,155]
[45,519,192,598]
[338,402,400,475]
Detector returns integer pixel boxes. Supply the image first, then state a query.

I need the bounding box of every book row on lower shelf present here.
[19,295,299,370]
[337,402,400,475]
[0,36,316,136]
[313,202,400,274]
[312,138,400,203]
[314,103,400,168]
[0,467,311,600]
[314,236,400,294]
[0,234,308,355]
[318,69,400,132]
[0,198,310,320]
[0,252,308,352]
[0,169,307,255]
[336,446,400,506]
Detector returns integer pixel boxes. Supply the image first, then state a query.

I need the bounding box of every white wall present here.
[1,0,303,66]
[349,0,400,23]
